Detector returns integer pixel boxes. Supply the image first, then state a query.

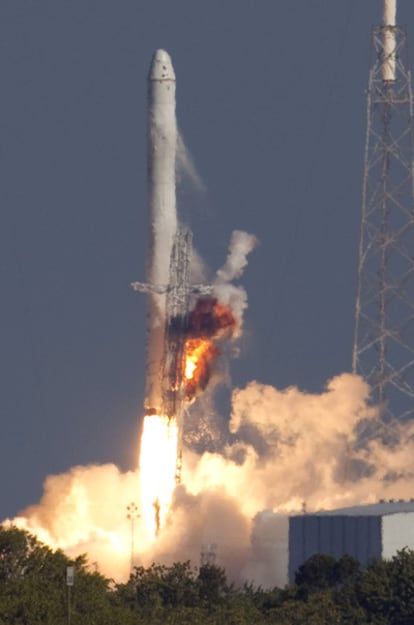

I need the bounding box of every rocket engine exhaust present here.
[133,49,256,537]
[130,49,181,537]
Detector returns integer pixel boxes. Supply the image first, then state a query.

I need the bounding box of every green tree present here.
[266,590,341,625]
[126,561,201,622]
[388,548,414,624]
[198,563,229,607]
[0,526,132,625]
[294,553,337,598]
[356,558,393,624]
[0,526,68,624]
[9,525,414,625]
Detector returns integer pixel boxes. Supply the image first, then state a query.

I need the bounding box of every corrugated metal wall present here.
[288,515,382,581]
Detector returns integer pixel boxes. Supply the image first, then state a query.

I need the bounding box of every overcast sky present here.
[1,1,413,519]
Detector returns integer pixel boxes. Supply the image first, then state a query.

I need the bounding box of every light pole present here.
[66,565,74,625]
[126,502,140,574]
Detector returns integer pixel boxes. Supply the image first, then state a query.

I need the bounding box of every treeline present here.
[1,525,414,624]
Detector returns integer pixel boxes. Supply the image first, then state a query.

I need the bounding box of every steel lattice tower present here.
[353,11,414,423]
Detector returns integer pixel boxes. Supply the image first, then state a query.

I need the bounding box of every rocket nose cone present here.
[149,49,176,81]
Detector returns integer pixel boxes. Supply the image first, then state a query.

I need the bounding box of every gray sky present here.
[0,0,412,519]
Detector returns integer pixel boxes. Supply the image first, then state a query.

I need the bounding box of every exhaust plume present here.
[7,372,414,587]
[7,45,413,592]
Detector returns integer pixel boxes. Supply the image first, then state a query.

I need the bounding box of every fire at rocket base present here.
[145,49,178,415]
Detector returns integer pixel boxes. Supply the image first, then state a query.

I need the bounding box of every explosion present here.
[184,338,219,400]
[139,222,256,541]
[138,297,237,537]
[183,297,236,402]
[187,298,236,339]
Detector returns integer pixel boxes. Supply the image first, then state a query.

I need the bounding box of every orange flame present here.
[139,299,236,537]
[184,338,220,401]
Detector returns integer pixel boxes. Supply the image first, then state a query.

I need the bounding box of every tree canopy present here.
[2,525,414,624]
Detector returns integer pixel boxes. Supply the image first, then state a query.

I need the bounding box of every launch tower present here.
[353,0,414,423]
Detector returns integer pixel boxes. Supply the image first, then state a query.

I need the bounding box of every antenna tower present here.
[353,0,414,424]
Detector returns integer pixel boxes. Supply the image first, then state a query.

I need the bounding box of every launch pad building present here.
[288,501,414,582]
[253,502,414,587]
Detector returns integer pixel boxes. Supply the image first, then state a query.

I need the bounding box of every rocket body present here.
[145,50,178,414]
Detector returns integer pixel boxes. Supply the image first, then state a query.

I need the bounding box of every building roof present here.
[307,500,414,517]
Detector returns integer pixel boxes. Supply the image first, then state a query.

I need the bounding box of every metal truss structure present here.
[132,227,213,483]
[161,228,193,420]
[353,25,414,423]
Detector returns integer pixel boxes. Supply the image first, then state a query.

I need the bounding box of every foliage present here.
[2,525,414,624]
[0,525,129,625]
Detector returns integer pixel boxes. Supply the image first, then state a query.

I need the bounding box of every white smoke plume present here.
[6,372,414,588]
[175,135,256,339]
[176,131,206,194]
[189,244,207,284]
[213,230,257,332]
[6,464,138,580]
[216,230,258,283]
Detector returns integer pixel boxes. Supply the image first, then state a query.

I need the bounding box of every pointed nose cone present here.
[149,49,176,81]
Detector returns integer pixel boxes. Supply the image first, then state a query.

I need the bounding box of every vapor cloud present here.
[6,372,414,588]
[213,230,257,333]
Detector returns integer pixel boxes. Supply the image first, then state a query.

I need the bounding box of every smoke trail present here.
[176,131,206,194]
[216,230,258,283]
[213,230,257,333]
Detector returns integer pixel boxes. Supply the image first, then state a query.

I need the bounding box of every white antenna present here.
[383,0,397,81]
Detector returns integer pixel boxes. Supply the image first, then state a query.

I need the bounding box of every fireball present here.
[184,338,220,401]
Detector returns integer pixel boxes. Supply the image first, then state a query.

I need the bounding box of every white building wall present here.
[382,512,414,559]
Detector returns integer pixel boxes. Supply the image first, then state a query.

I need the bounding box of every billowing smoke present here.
[6,464,138,580]
[4,63,409,587]
[188,298,236,339]
[216,230,258,283]
[213,230,257,333]
[7,371,414,587]
[181,230,256,400]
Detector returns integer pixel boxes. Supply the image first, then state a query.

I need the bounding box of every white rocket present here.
[142,49,178,415]
[132,49,211,421]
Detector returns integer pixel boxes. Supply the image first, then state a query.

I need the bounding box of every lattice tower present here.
[353,24,414,424]
[161,228,192,419]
